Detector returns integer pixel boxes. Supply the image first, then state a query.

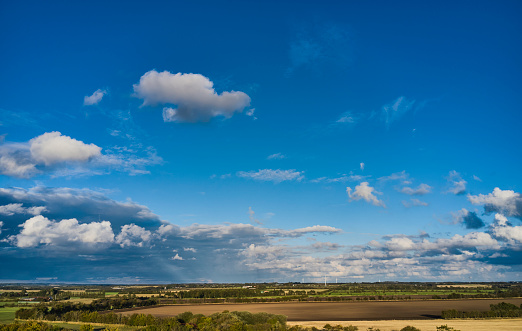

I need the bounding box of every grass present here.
[0,307,18,324]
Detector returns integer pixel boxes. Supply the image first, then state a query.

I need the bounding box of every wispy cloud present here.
[378,170,409,183]
[382,96,416,128]
[267,153,285,160]
[248,206,262,225]
[402,198,428,208]
[311,174,369,183]
[237,169,304,183]
[335,111,356,124]
[83,89,107,106]
[287,22,352,75]
[446,170,467,195]
[400,183,432,195]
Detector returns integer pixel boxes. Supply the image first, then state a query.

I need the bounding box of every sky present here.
[0,0,521,284]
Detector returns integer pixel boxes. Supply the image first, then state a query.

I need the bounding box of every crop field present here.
[0,307,18,324]
[119,298,522,321]
[288,319,522,331]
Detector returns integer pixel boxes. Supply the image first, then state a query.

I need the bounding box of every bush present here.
[400,327,420,331]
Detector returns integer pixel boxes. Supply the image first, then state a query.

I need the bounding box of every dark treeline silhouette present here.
[442,302,522,319]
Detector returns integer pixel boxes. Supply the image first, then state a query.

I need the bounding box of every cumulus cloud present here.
[400,183,431,195]
[115,224,152,247]
[0,203,46,216]
[382,96,416,128]
[10,215,114,248]
[490,213,522,244]
[83,89,107,106]
[133,70,251,122]
[446,170,467,195]
[3,185,522,283]
[237,169,304,183]
[468,187,522,219]
[0,186,162,236]
[30,132,101,166]
[0,133,159,178]
[347,182,385,207]
[0,144,39,178]
[360,162,365,171]
[453,208,485,229]
[0,132,101,178]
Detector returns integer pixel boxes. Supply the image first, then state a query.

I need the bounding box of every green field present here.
[0,307,18,324]
[320,289,495,297]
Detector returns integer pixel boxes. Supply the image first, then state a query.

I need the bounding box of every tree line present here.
[442,302,522,319]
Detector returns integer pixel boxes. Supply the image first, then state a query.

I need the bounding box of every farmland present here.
[118,298,522,321]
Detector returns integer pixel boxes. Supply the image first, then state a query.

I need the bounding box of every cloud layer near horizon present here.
[1,186,521,283]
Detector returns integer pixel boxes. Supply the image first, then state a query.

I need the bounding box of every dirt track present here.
[119,298,522,321]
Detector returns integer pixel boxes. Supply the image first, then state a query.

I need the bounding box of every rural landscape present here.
[2,282,522,330]
[1,1,521,331]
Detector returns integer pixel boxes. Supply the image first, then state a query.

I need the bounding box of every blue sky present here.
[0,0,521,283]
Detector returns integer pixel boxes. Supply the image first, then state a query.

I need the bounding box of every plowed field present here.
[119,298,522,321]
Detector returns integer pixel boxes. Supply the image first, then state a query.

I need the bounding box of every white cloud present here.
[0,133,160,178]
[245,108,256,119]
[468,187,521,218]
[385,237,416,251]
[115,224,152,247]
[347,182,385,207]
[382,96,416,128]
[311,174,369,183]
[267,153,285,160]
[134,70,251,122]
[336,112,356,124]
[0,221,3,234]
[83,89,107,106]
[490,213,522,243]
[171,254,184,260]
[0,203,47,216]
[446,170,467,195]
[0,156,35,178]
[30,132,101,166]
[237,169,304,183]
[378,170,409,183]
[183,247,197,253]
[473,175,482,182]
[11,215,114,248]
[360,162,365,171]
[400,183,431,195]
[0,143,39,178]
